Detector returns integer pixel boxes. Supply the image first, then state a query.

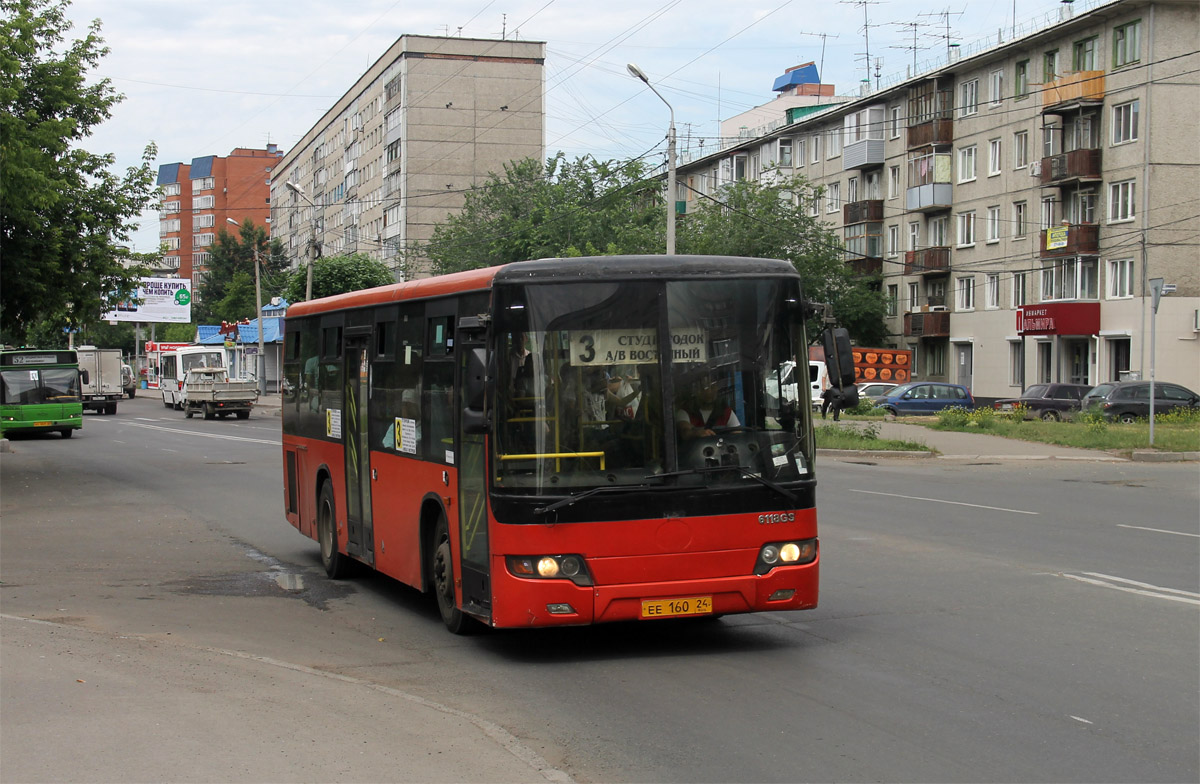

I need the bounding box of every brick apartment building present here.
[156,145,284,286]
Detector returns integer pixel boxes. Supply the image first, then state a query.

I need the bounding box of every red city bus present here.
[282,255,824,633]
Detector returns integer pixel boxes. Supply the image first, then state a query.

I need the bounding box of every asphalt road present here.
[2,395,1197,783]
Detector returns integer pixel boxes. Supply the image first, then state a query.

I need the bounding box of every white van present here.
[160,346,228,410]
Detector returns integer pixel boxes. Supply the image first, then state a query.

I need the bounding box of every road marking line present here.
[1058,573,1200,606]
[1117,524,1200,539]
[121,421,280,446]
[1082,572,1200,599]
[849,488,1038,515]
[1070,716,1093,725]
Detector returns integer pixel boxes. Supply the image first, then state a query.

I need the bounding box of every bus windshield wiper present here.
[534,483,661,515]
[647,465,797,504]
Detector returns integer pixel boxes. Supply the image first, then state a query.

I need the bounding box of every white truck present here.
[180,367,258,420]
[77,346,125,415]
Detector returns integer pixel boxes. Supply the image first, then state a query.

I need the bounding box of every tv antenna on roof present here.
[919,8,964,62]
[840,0,884,88]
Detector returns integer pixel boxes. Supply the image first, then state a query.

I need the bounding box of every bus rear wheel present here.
[432,517,470,634]
[60,428,73,438]
[317,481,349,579]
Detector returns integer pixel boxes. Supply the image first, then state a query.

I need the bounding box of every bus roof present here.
[286,256,800,318]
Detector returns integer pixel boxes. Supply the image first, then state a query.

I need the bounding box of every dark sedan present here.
[993,383,1091,421]
[1081,381,1200,423]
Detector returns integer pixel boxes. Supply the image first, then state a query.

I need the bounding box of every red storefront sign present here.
[1017,302,1100,335]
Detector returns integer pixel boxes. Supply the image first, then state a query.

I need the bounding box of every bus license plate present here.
[33,421,51,427]
[641,596,713,619]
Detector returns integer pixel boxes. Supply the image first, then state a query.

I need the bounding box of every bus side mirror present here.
[80,369,89,385]
[463,347,489,434]
[821,327,856,390]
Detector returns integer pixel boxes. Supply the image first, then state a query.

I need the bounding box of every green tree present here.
[0,0,158,340]
[195,219,288,324]
[420,154,663,275]
[677,175,888,345]
[283,253,394,303]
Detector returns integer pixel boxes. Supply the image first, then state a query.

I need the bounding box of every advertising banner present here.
[104,278,192,323]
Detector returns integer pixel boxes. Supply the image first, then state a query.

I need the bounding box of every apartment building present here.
[271,35,545,281]
[156,146,282,285]
[677,0,1199,402]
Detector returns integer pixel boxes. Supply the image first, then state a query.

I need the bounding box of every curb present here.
[1129,450,1200,462]
[818,449,933,459]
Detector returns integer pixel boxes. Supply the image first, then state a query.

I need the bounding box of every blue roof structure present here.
[156,163,181,185]
[772,63,821,92]
[190,155,215,178]
[197,315,284,345]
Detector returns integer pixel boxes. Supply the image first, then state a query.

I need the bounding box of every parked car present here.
[993,383,1090,421]
[1081,381,1200,423]
[856,381,897,398]
[121,363,136,399]
[874,382,975,416]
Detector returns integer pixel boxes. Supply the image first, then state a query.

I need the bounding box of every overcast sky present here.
[63,0,1086,251]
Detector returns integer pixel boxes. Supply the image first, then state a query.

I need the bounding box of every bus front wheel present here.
[60,428,73,438]
[432,517,470,634]
[318,482,349,579]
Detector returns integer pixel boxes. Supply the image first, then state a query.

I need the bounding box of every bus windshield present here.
[1,367,82,404]
[493,278,810,495]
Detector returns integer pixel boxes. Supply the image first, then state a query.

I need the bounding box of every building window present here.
[1041,257,1099,301]
[988,139,1002,176]
[1012,272,1028,307]
[163,236,180,250]
[1114,20,1141,68]
[192,195,214,210]
[1109,179,1136,222]
[958,145,977,183]
[191,177,214,192]
[1013,130,1029,168]
[163,256,180,270]
[929,215,949,247]
[162,183,181,197]
[958,79,979,117]
[956,276,975,310]
[193,233,215,247]
[811,134,821,163]
[193,252,211,267]
[808,194,819,217]
[887,284,899,317]
[844,222,882,259]
[956,211,976,246]
[795,139,806,166]
[1112,100,1139,144]
[989,70,1004,107]
[193,214,214,230]
[1015,60,1029,98]
[1013,201,1028,238]
[1073,37,1097,71]
[1009,342,1024,385]
[162,201,180,214]
[1041,196,1057,230]
[1108,258,1135,298]
[846,176,859,204]
[825,182,841,213]
[928,343,947,376]
[908,282,919,311]
[1044,49,1059,82]
[987,206,1001,242]
[160,218,180,234]
[827,127,841,158]
[888,165,900,199]
[887,225,900,257]
[889,105,902,138]
[986,274,1000,309]
[778,138,793,166]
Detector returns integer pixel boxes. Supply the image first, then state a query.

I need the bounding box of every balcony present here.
[907,118,953,150]
[1040,148,1102,186]
[906,183,952,213]
[847,256,883,277]
[1040,224,1099,258]
[904,247,950,276]
[843,199,884,225]
[904,311,951,338]
[1041,71,1105,111]
[843,138,886,170]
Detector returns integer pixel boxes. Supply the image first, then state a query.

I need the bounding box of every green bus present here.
[1,349,85,439]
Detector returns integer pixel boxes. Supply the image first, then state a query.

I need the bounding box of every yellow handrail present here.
[498,451,606,471]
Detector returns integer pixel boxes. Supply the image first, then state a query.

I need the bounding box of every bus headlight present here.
[754,539,816,574]
[507,554,593,586]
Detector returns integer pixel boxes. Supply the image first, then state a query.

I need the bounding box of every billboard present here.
[104,278,192,323]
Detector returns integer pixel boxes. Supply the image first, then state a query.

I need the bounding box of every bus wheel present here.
[60,428,73,438]
[432,517,470,634]
[318,482,349,579]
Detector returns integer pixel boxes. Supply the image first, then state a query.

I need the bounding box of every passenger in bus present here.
[605,371,641,423]
[676,376,740,439]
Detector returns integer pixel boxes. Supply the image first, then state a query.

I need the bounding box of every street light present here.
[227,218,266,395]
[627,62,676,256]
[284,180,318,300]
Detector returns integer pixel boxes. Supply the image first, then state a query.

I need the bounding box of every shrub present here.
[936,407,971,427]
[1159,407,1200,425]
[1003,403,1029,423]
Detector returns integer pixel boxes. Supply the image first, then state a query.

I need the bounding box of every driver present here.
[676,376,740,439]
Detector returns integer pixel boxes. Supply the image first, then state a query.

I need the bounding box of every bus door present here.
[456,317,490,618]
[343,330,374,566]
